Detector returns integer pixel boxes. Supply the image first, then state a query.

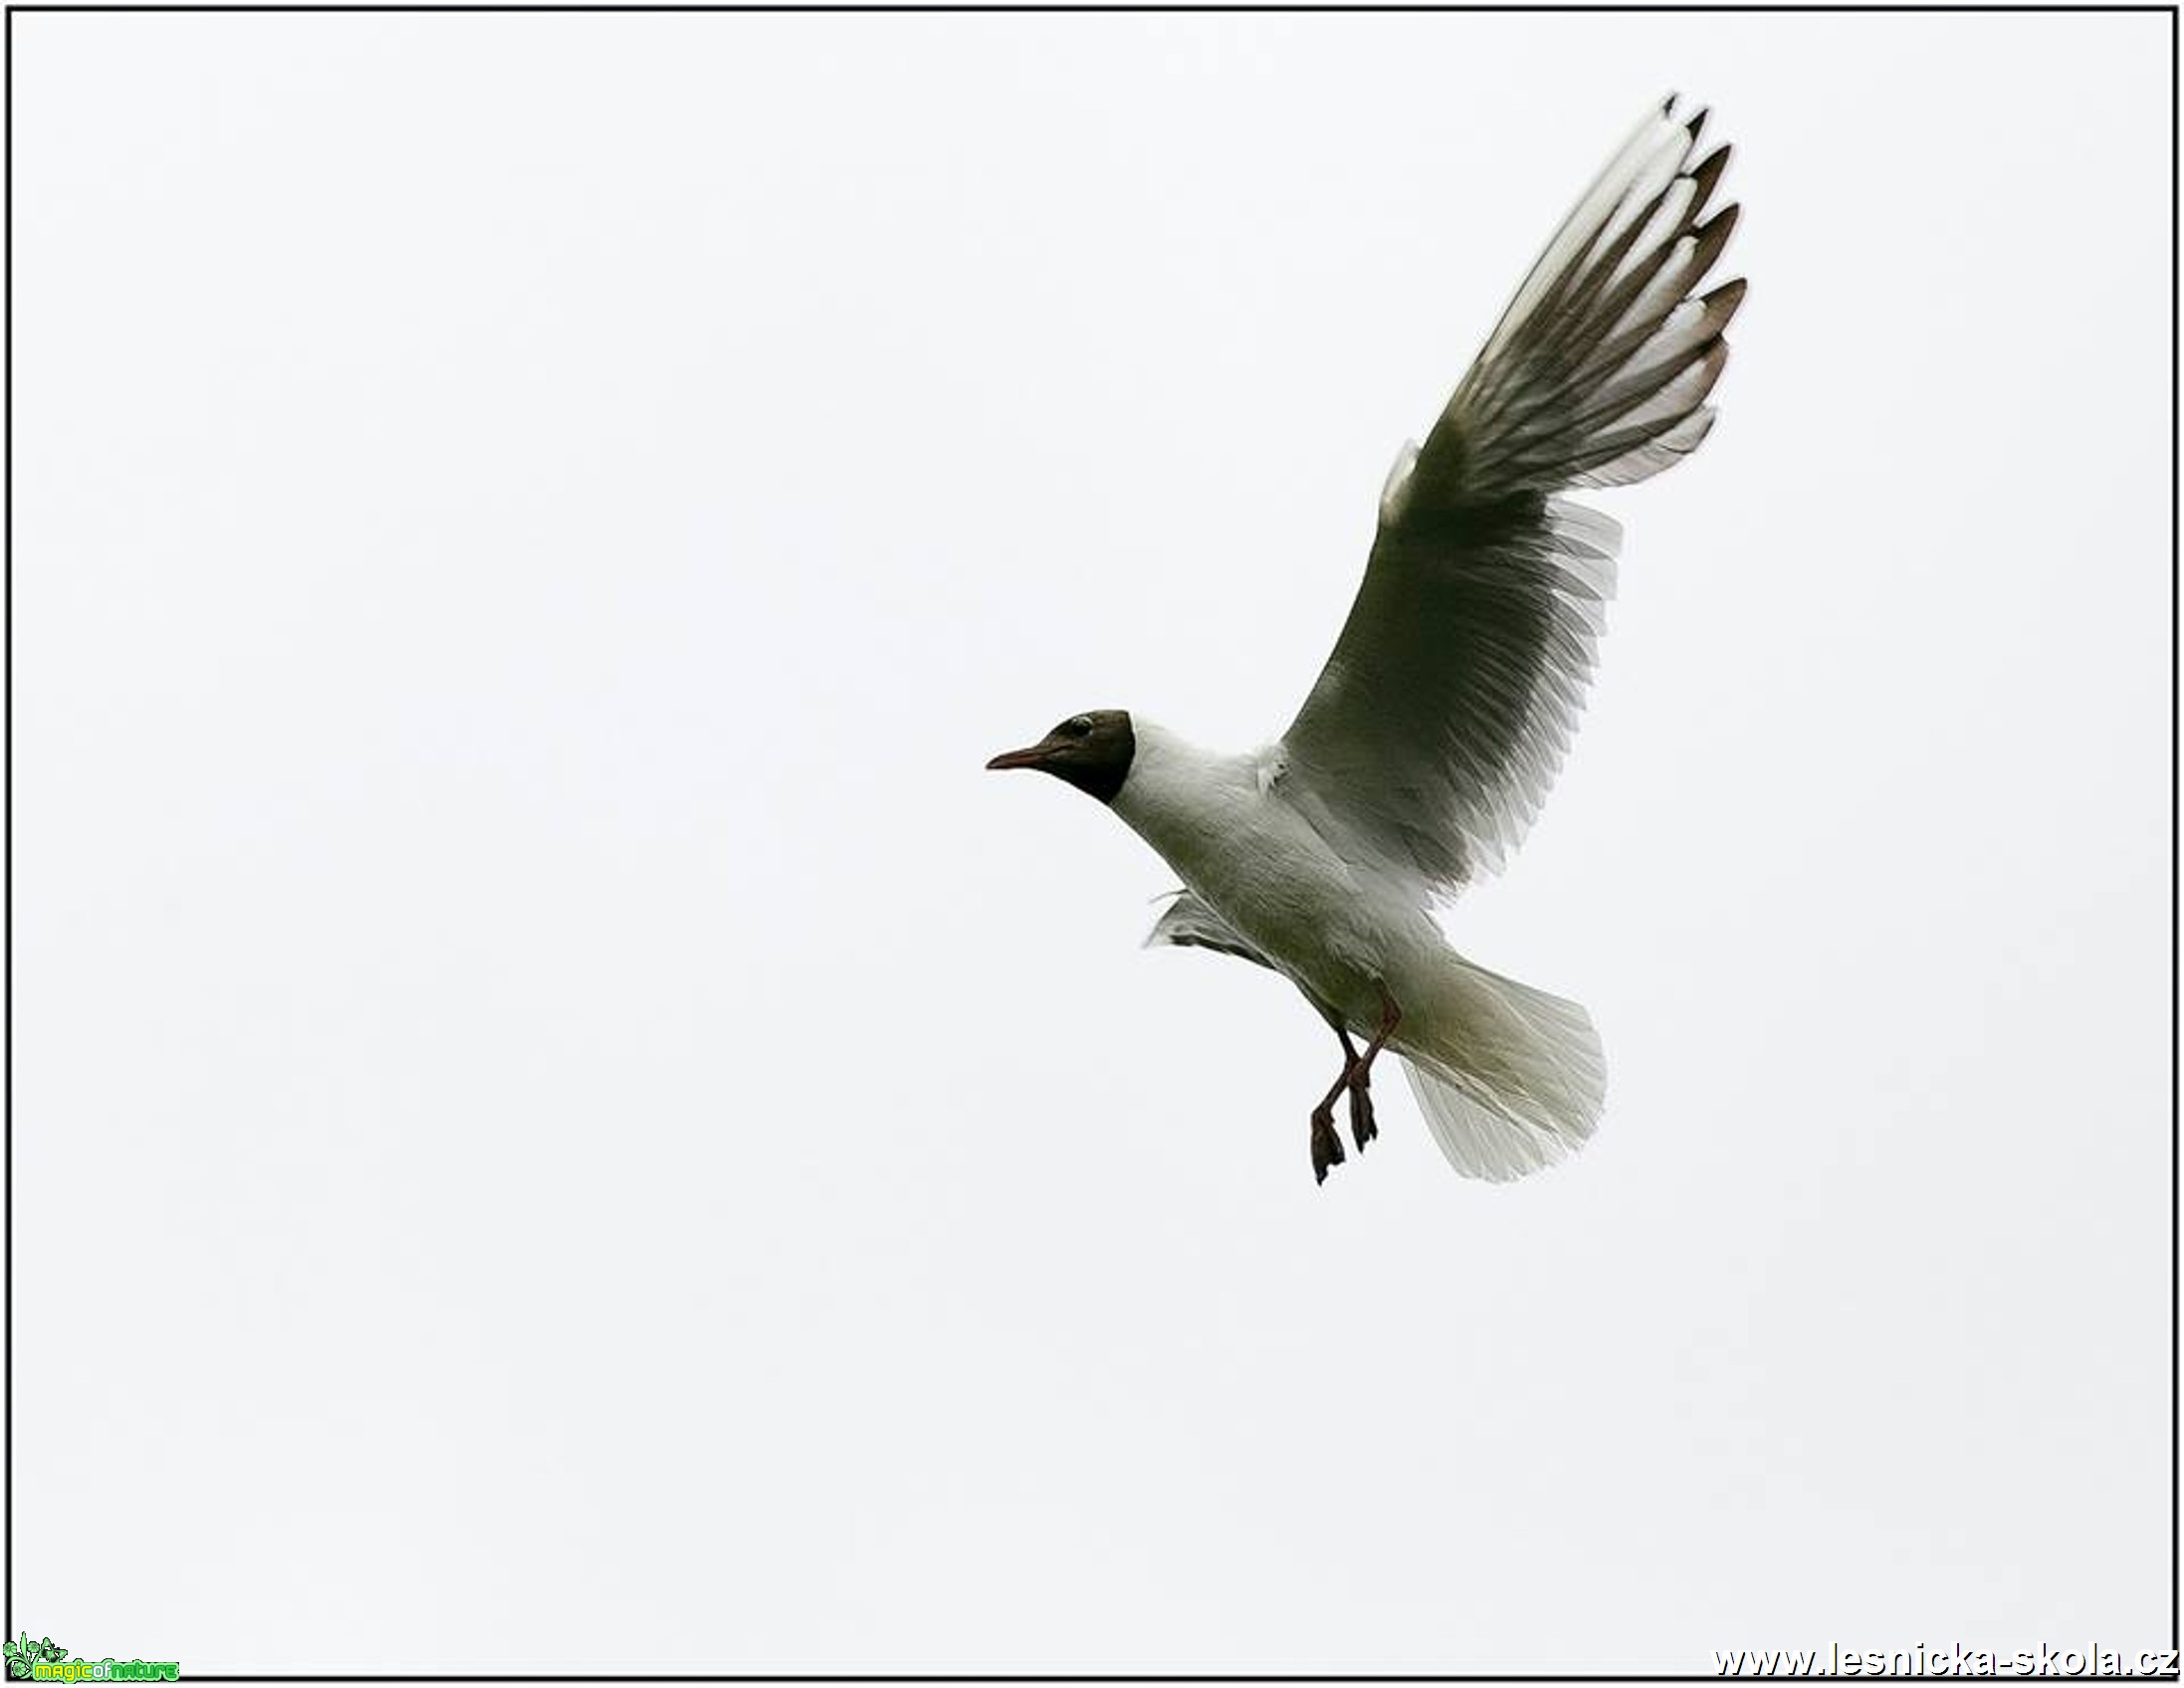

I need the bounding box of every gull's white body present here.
[1116,721,1609,1183]
[1113,723,1441,1032]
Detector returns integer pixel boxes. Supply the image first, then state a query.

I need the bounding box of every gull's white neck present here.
[1109,720,1284,891]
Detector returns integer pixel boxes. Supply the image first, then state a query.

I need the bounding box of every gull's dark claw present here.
[1348,1077,1377,1152]
[1310,1108,1346,1184]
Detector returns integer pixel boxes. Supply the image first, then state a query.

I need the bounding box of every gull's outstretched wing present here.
[1281,97,1743,893]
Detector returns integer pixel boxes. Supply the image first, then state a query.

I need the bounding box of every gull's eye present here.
[1064,716,1093,738]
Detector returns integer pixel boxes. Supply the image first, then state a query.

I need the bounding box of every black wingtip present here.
[1690,201,1742,274]
[1688,143,1733,205]
[1703,276,1749,314]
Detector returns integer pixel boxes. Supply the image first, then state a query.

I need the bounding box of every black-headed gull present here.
[988,98,1743,1184]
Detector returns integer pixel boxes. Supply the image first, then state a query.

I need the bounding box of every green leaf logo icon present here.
[1,1635,67,1676]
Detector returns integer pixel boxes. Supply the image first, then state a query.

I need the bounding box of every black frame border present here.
[3,5,2175,1682]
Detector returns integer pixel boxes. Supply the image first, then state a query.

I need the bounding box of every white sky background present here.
[10,10,2173,1675]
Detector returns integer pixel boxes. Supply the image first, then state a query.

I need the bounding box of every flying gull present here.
[988,97,1744,1183]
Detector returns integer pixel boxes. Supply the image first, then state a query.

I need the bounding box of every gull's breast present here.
[1112,731,1434,1024]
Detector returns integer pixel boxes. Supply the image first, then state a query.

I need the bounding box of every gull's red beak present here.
[985,738,1058,771]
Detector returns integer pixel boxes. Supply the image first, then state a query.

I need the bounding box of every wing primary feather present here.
[1281,103,1742,894]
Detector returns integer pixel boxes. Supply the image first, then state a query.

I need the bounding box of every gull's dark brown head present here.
[985,709,1136,804]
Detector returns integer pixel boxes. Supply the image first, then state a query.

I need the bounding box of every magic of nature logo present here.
[2,1637,177,1683]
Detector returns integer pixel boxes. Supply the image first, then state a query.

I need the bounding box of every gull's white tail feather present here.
[1396,955,1604,1181]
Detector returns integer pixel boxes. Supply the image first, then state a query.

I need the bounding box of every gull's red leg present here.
[1335,1025,1378,1153]
[1352,988,1404,1081]
[1309,989,1403,1182]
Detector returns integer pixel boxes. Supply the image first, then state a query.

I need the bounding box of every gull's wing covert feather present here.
[1280,97,1743,893]
[1145,891,1275,969]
